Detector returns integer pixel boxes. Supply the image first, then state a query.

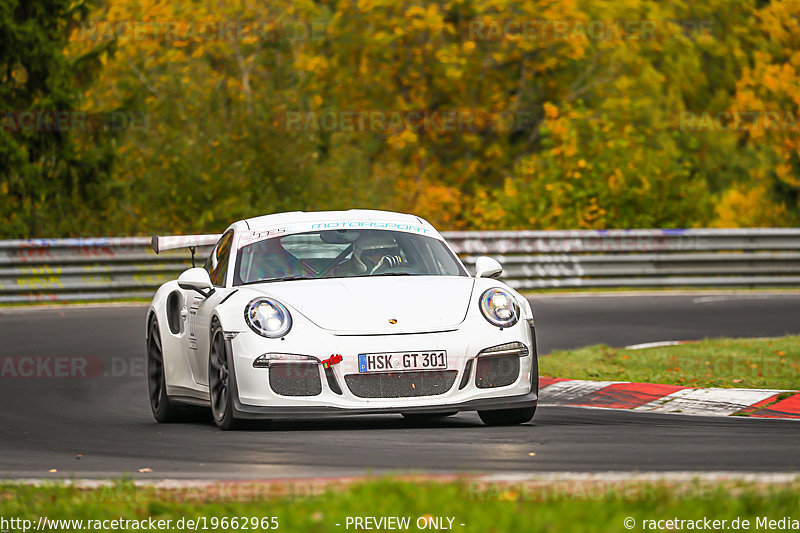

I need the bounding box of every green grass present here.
[540,335,800,389]
[1,478,799,533]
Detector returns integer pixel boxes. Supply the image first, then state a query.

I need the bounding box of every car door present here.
[184,230,233,387]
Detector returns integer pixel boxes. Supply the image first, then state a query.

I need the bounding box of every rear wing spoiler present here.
[151,234,221,254]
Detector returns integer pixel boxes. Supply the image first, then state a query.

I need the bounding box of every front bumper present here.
[232,390,537,419]
[226,316,538,419]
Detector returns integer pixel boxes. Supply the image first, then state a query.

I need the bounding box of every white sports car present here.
[146,210,538,429]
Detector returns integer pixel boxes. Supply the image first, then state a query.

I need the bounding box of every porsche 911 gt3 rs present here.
[146,210,538,429]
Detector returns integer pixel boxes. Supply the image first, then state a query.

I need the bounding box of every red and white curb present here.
[539,377,800,419]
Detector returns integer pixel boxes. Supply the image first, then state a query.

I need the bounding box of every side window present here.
[208,231,233,286]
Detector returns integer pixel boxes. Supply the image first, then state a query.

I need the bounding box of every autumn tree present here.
[717,0,800,226]
[4,0,791,237]
[0,0,117,237]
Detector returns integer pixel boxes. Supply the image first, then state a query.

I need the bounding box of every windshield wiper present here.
[370,272,415,277]
[239,275,310,286]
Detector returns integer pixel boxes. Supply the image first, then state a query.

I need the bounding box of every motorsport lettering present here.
[311,221,430,233]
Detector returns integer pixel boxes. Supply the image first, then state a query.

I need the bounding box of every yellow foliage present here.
[396,179,466,229]
[713,184,788,228]
[28,0,793,235]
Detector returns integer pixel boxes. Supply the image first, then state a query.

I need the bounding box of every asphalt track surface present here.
[0,293,798,479]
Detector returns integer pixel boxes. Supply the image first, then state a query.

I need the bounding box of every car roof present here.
[238,209,432,231]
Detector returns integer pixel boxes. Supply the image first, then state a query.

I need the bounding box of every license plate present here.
[357,351,447,373]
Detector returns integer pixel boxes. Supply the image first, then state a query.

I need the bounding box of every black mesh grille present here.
[475,356,519,389]
[345,371,458,398]
[269,363,322,396]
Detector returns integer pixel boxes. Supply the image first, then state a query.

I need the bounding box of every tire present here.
[208,325,243,430]
[147,320,182,423]
[401,411,458,421]
[478,406,536,426]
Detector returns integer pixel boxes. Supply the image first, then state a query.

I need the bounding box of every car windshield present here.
[234,229,467,285]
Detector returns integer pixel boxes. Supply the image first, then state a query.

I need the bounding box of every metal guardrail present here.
[1,229,799,302]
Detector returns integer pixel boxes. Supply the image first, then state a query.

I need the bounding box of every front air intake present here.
[345,371,458,398]
[474,342,526,389]
[269,363,322,396]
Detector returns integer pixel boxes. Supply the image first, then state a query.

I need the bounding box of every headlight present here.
[245,298,292,338]
[479,288,520,328]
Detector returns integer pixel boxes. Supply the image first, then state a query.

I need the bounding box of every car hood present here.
[250,276,475,334]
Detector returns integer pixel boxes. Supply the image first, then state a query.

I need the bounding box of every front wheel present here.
[208,326,242,430]
[478,406,536,426]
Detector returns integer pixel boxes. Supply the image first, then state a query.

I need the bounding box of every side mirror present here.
[474,256,503,279]
[178,267,215,297]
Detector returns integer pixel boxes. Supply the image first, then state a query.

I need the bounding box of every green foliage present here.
[0,0,116,237]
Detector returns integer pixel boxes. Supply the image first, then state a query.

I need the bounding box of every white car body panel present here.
[258,277,473,334]
[146,209,538,419]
